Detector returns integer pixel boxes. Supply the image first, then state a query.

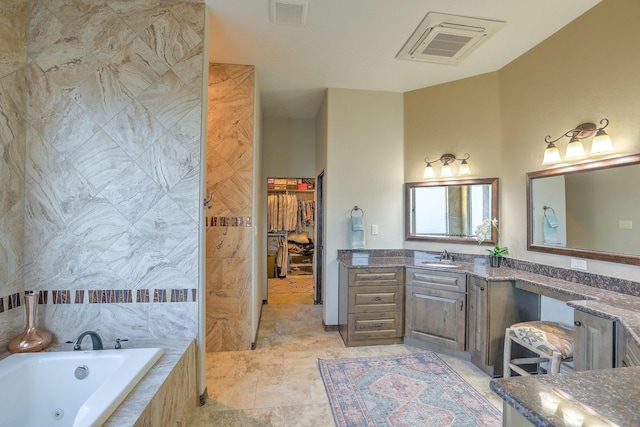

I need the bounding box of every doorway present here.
[266,177,317,302]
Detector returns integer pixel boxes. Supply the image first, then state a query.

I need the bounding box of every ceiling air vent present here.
[270,0,308,26]
[396,12,505,65]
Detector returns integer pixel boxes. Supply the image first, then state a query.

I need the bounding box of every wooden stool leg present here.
[503,328,512,378]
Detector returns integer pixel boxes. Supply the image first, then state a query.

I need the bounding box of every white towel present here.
[351,216,365,249]
[543,214,561,245]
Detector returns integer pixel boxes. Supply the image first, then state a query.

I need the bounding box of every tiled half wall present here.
[206,64,255,351]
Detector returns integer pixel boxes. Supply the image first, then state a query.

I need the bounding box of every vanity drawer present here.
[406,268,466,293]
[348,311,403,340]
[348,267,404,286]
[348,285,404,313]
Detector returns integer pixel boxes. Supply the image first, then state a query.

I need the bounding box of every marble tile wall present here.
[0,0,206,345]
[0,0,28,350]
[206,64,255,351]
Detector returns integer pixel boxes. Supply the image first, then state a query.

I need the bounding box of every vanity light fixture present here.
[542,118,614,165]
[423,153,471,178]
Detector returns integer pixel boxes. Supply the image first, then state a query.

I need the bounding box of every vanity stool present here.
[504,321,574,378]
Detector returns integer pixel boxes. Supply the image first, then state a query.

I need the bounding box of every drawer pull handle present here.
[373,323,383,329]
[373,297,382,302]
[480,287,485,291]
[574,321,582,327]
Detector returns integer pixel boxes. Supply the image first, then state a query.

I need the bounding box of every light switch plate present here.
[619,220,633,230]
[571,259,587,270]
[371,224,379,235]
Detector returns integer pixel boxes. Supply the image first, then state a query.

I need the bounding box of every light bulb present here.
[565,138,586,160]
[441,163,452,177]
[542,143,562,165]
[590,129,614,154]
[458,160,471,176]
[423,163,435,178]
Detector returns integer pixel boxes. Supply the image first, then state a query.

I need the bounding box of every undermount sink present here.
[421,262,461,268]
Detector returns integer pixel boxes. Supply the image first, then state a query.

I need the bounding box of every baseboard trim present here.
[323,321,339,332]
[199,387,208,406]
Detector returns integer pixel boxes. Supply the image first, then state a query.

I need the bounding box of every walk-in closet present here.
[267,177,316,283]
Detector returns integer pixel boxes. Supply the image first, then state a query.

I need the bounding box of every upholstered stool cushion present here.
[509,321,574,358]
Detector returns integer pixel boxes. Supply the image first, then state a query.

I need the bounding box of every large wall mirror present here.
[406,178,499,244]
[527,153,640,265]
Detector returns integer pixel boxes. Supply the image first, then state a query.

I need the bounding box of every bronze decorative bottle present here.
[8,292,52,353]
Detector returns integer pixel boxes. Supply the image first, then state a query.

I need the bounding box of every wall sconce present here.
[423,153,471,178]
[543,118,614,165]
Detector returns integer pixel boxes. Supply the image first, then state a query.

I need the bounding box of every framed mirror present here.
[527,153,640,265]
[405,178,499,244]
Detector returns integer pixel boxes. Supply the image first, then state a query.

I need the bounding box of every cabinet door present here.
[468,277,488,367]
[406,286,466,351]
[574,310,614,371]
[616,327,640,368]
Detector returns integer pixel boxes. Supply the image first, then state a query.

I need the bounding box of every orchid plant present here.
[474,218,509,256]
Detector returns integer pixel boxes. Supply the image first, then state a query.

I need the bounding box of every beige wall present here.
[404,72,502,255]
[322,88,404,324]
[405,0,640,279]
[263,117,316,179]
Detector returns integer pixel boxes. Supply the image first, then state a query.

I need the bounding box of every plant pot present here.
[8,292,52,353]
[489,255,503,268]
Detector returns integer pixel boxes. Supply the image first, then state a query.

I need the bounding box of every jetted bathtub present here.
[0,347,163,427]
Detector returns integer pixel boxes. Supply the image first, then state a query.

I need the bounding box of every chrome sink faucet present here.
[439,250,454,262]
[72,331,104,351]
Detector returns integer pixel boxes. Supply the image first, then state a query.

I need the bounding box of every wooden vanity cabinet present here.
[405,268,467,352]
[617,326,640,367]
[338,265,404,346]
[467,277,540,377]
[573,310,615,371]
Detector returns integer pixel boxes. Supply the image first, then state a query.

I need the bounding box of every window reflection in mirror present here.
[527,153,640,266]
[406,178,499,244]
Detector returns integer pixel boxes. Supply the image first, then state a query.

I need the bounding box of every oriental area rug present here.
[318,352,502,427]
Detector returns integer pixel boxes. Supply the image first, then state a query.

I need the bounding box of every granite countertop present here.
[490,367,640,427]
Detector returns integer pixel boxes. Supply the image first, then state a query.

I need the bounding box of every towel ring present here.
[350,206,364,218]
[543,206,555,216]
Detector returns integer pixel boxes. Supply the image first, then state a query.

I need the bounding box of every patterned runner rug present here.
[319,352,502,427]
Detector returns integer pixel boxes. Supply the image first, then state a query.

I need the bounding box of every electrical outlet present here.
[371,224,379,235]
[571,259,587,270]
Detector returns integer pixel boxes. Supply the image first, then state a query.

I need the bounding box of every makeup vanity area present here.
[338,154,640,426]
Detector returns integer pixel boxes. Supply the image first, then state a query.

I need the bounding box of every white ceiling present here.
[206,0,601,119]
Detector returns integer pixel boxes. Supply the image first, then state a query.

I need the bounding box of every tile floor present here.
[187,277,503,426]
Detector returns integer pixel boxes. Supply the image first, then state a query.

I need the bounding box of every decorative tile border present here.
[0,289,198,312]
[206,216,252,227]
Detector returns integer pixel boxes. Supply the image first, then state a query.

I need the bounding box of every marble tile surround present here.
[0,0,206,349]
[206,64,255,352]
[0,0,28,350]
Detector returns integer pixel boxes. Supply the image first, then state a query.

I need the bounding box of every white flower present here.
[475,218,508,256]
[474,218,494,244]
